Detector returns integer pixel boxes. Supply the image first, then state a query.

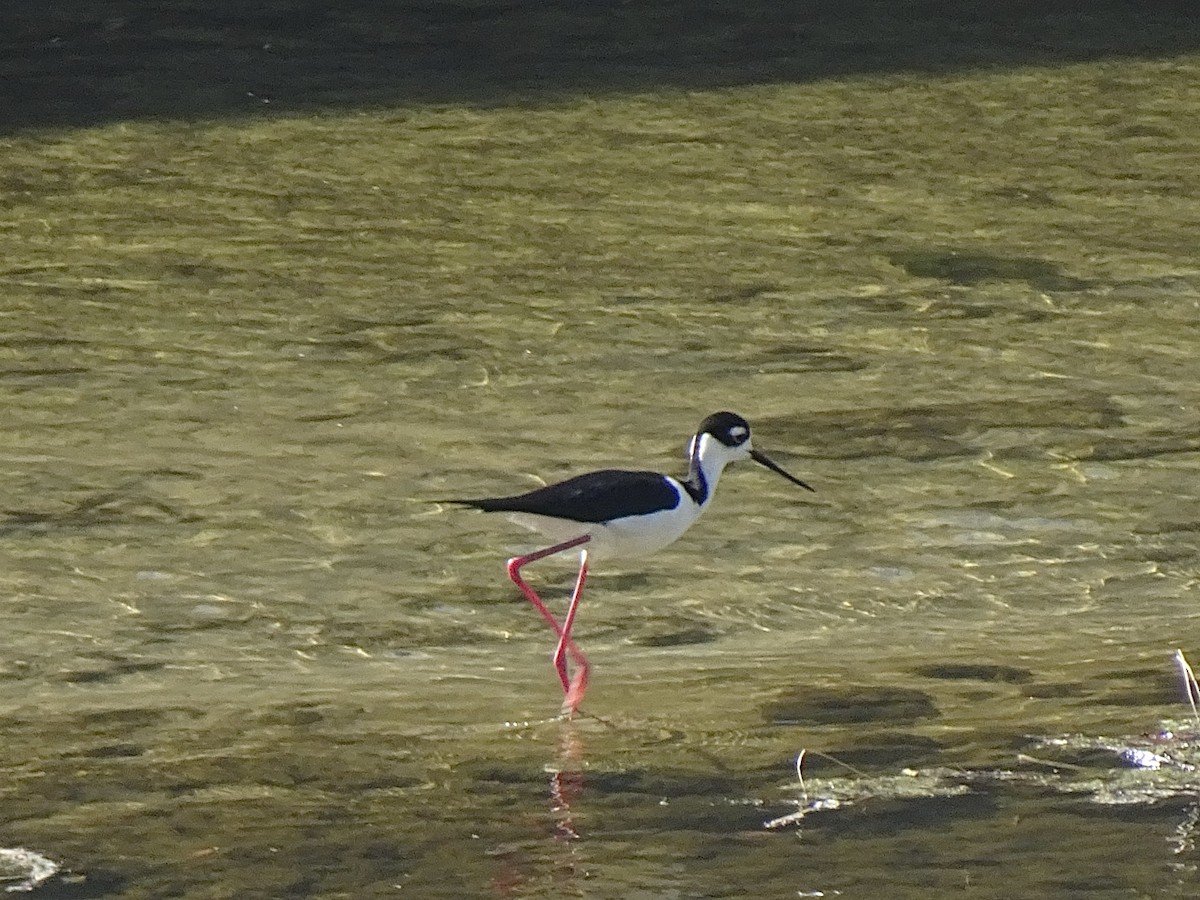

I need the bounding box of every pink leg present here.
[557,550,589,715]
[506,535,592,708]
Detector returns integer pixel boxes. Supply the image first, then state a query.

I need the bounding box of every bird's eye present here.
[728,426,749,443]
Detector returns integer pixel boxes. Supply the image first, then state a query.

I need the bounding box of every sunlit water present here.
[3,15,1200,898]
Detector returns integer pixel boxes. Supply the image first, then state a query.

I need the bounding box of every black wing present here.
[444,469,680,523]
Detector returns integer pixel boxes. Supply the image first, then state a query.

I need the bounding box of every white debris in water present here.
[0,847,59,893]
[765,771,971,830]
[1120,748,1170,770]
[764,797,842,830]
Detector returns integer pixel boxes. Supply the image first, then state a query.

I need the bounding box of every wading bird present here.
[442,411,813,715]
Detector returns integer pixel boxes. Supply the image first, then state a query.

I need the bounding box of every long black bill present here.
[750,449,815,492]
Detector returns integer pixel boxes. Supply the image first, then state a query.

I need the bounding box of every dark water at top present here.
[3,6,1200,898]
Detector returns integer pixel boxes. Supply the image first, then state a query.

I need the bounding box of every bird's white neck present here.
[681,432,737,507]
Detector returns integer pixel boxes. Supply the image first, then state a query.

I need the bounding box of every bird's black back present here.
[447,469,681,524]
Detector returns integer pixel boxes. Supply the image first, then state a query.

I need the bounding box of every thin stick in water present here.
[795,749,808,807]
[1173,649,1200,729]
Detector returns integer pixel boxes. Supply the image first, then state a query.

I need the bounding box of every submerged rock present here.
[762,685,939,726]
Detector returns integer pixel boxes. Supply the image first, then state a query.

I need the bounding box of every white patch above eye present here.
[729,425,749,442]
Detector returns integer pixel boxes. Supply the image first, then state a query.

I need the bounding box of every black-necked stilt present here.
[442,411,814,715]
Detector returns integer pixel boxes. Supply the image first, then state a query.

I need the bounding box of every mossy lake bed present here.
[3,3,1200,897]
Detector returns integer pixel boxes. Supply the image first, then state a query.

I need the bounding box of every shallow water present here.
[4,4,1200,898]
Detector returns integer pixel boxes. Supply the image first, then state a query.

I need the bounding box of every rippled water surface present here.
[3,4,1200,898]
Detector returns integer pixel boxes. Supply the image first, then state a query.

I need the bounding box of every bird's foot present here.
[561,666,589,718]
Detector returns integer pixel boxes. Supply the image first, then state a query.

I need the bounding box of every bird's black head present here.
[697,411,752,448]
[694,410,815,492]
